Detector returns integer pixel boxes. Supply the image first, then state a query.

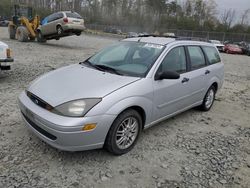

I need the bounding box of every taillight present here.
[6,48,11,58]
[63,17,68,23]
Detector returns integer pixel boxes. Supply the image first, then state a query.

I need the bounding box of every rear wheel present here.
[199,85,216,111]
[16,26,29,42]
[105,109,142,155]
[57,25,63,35]
[8,25,16,39]
[75,32,81,36]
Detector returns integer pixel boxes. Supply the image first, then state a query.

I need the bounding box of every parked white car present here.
[210,40,224,52]
[0,41,13,71]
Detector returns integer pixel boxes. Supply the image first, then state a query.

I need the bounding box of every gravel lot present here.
[0,27,250,188]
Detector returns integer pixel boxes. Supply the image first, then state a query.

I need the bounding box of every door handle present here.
[181,77,189,83]
[205,70,210,75]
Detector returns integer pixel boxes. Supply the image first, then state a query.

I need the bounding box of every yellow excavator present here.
[8,5,40,42]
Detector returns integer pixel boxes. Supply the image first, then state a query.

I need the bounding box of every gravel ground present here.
[0,27,250,188]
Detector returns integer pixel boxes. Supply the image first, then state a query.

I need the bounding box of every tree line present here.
[1,0,250,34]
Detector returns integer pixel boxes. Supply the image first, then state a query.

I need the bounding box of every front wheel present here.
[105,109,142,155]
[37,31,46,43]
[199,85,216,111]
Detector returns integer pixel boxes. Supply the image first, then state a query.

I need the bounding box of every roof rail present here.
[137,35,210,42]
[176,37,211,42]
[137,34,178,38]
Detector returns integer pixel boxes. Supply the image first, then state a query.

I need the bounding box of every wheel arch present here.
[56,23,62,29]
[118,105,146,129]
[211,82,218,92]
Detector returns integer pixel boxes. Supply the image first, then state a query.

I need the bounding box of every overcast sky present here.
[179,0,250,22]
[215,0,250,14]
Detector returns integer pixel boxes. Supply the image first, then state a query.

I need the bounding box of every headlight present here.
[51,99,101,117]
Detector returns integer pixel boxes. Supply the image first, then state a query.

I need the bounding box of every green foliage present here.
[0,0,13,18]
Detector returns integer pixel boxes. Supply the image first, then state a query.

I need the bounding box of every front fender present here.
[93,96,153,126]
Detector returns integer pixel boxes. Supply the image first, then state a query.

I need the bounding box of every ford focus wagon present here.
[18,36,224,155]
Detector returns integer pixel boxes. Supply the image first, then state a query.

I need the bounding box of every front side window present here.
[203,46,221,64]
[158,46,187,73]
[188,46,206,69]
[87,42,164,77]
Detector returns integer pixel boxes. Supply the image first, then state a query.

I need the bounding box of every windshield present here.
[87,41,164,77]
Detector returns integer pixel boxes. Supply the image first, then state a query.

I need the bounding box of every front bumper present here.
[0,58,14,70]
[18,91,116,151]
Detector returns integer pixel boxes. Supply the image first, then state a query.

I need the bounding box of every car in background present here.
[163,32,176,37]
[236,41,250,55]
[224,44,242,54]
[210,40,224,52]
[245,43,250,56]
[0,41,14,71]
[138,32,149,36]
[126,32,138,38]
[37,11,85,42]
[18,37,224,155]
[0,20,9,27]
[103,27,122,34]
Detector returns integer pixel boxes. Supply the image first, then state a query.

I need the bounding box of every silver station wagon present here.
[18,36,224,155]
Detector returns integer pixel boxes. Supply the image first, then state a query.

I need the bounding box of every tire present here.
[29,37,35,41]
[37,31,46,43]
[16,26,29,42]
[199,85,216,111]
[8,25,16,39]
[105,109,142,155]
[75,32,81,36]
[57,25,63,35]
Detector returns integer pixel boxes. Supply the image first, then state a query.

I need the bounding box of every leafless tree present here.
[221,9,236,30]
[240,8,250,25]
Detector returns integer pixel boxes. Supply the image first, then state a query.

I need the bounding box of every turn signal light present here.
[82,123,96,131]
[6,48,11,58]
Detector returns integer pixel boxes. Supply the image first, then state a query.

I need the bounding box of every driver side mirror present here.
[155,71,180,80]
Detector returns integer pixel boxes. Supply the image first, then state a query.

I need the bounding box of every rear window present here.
[187,46,206,69]
[203,46,221,64]
[66,12,82,19]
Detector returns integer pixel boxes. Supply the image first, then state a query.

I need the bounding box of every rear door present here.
[202,46,224,88]
[184,46,208,105]
[48,13,64,34]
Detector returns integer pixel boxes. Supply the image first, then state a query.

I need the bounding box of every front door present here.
[152,46,192,121]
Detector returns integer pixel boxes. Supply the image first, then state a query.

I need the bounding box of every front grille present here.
[27,91,53,110]
[22,112,57,141]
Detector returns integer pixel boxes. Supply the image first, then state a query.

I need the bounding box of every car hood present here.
[28,64,140,107]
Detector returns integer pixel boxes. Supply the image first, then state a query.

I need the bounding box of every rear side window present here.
[203,46,221,64]
[66,12,82,19]
[187,46,206,70]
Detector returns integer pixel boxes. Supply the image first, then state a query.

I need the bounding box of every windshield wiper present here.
[79,60,104,71]
[95,64,123,75]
